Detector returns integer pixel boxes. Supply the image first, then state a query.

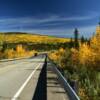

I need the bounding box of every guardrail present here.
[33,55,47,100]
[48,58,80,100]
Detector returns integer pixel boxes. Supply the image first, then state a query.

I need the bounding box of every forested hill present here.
[0,32,71,52]
[0,32,70,44]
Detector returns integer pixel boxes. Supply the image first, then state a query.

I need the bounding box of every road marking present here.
[0,57,43,76]
[0,61,37,76]
[11,62,42,100]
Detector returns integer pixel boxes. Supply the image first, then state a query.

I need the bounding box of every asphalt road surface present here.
[0,55,70,100]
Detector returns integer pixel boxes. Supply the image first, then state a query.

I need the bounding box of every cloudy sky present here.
[0,0,100,38]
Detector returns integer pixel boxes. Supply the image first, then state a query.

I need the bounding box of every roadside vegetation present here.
[49,27,100,100]
[0,32,70,59]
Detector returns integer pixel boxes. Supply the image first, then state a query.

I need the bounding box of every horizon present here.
[0,0,100,38]
[0,31,92,39]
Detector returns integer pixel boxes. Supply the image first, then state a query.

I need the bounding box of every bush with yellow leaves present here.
[79,44,96,69]
[79,88,89,100]
[3,44,37,59]
[4,49,15,59]
[49,48,66,67]
[90,33,100,70]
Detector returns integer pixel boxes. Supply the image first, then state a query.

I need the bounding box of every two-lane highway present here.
[0,55,72,100]
[0,55,45,100]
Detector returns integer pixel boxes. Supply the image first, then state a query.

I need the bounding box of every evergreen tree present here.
[81,35,85,44]
[69,38,74,48]
[74,28,79,49]
[2,42,7,52]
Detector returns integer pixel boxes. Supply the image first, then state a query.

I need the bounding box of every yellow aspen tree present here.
[4,49,15,59]
[79,44,96,69]
[90,27,100,70]
[16,44,25,57]
[71,48,79,66]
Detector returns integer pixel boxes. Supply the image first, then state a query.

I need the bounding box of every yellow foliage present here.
[49,52,60,62]
[3,44,37,59]
[78,29,100,70]
[90,30,100,69]
[91,36,100,52]
[79,88,89,100]
[79,44,96,66]
[4,49,15,59]
[71,48,79,66]
[15,45,26,57]
[0,34,70,44]
[16,45,25,53]
[96,26,100,35]
[49,48,66,68]
[59,47,65,53]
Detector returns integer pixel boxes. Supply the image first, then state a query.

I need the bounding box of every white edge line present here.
[11,63,42,100]
[55,67,80,100]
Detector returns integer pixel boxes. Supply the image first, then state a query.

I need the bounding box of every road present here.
[0,55,70,100]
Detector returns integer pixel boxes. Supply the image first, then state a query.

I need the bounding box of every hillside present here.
[0,32,70,44]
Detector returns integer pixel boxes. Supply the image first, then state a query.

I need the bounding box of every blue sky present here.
[0,0,100,38]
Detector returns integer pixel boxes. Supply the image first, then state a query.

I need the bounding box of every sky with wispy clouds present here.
[0,0,100,38]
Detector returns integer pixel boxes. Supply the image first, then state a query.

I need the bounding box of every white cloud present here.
[0,11,98,26]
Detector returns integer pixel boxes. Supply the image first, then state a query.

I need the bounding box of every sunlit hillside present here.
[0,32,70,44]
[0,32,71,59]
